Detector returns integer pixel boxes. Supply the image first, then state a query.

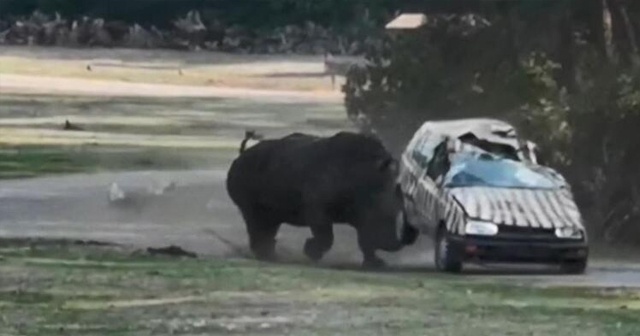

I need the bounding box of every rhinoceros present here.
[226,131,418,268]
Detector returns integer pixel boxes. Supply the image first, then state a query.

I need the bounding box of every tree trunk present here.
[618,1,640,67]
[506,2,520,68]
[590,0,611,62]
[606,0,638,65]
[558,3,576,92]
[603,0,615,61]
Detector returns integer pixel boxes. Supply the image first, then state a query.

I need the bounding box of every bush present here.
[344,13,522,154]
[344,10,640,245]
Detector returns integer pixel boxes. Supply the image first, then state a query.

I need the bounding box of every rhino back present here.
[262,132,391,193]
[225,135,315,207]
[226,132,393,218]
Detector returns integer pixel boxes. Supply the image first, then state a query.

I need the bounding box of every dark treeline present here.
[0,0,394,28]
[0,0,400,52]
[0,0,575,28]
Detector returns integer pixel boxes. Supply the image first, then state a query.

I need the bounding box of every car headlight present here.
[465,221,498,236]
[555,227,584,240]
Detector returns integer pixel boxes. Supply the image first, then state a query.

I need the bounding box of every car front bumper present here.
[449,235,589,263]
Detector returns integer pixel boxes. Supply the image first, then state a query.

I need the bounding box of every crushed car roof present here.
[406,118,542,164]
[417,118,519,147]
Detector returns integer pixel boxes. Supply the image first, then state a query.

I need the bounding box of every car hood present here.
[447,187,584,229]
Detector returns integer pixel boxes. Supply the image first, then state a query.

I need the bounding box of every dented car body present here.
[398,118,588,273]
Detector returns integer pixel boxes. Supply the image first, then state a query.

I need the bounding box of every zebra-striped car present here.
[398,119,588,274]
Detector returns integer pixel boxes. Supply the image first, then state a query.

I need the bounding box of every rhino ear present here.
[378,158,398,172]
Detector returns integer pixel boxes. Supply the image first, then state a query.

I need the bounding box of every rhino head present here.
[353,157,417,252]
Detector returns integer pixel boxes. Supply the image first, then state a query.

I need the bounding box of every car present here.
[398,118,588,274]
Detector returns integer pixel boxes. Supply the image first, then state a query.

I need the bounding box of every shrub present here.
[344,10,640,245]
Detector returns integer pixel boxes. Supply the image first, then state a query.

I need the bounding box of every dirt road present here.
[1,169,640,288]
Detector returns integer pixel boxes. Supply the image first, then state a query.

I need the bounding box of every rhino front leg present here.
[302,207,334,262]
[356,228,386,269]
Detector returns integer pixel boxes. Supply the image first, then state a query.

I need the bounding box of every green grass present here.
[0,94,348,178]
[0,147,87,177]
[0,146,230,178]
[0,239,637,335]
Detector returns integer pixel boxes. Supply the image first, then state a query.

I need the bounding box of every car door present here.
[416,139,451,235]
[401,132,435,231]
[400,140,425,229]
[406,136,438,232]
[400,162,421,227]
[414,171,438,231]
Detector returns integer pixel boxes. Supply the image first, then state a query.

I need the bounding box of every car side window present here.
[411,136,427,167]
[411,132,439,169]
[426,140,451,182]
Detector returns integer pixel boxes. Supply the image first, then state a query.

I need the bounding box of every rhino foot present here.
[362,254,386,269]
[252,243,277,262]
[304,238,326,262]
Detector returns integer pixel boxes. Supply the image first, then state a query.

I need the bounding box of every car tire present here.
[560,259,587,275]
[435,228,463,273]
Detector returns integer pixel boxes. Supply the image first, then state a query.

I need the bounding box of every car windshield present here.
[443,152,561,189]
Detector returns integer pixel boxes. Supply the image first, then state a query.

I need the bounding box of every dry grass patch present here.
[0,55,343,92]
[0,239,638,335]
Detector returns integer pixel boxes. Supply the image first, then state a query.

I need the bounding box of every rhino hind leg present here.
[360,249,386,269]
[362,255,386,269]
[242,209,281,261]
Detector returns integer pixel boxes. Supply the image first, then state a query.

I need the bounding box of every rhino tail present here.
[239,130,262,154]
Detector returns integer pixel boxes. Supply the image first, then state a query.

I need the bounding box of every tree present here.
[344,0,640,245]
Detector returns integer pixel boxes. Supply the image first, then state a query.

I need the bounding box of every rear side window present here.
[411,132,442,169]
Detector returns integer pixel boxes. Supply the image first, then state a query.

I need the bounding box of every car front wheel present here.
[435,229,463,273]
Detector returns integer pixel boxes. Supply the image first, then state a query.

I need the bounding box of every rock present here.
[146,245,197,258]
[0,29,9,44]
[108,182,127,203]
[125,24,156,48]
[63,120,84,131]
[173,10,206,34]
[173,10,207,50]
[89,19,113,47]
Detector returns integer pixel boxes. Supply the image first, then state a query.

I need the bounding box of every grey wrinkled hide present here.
[226,131,408,268]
